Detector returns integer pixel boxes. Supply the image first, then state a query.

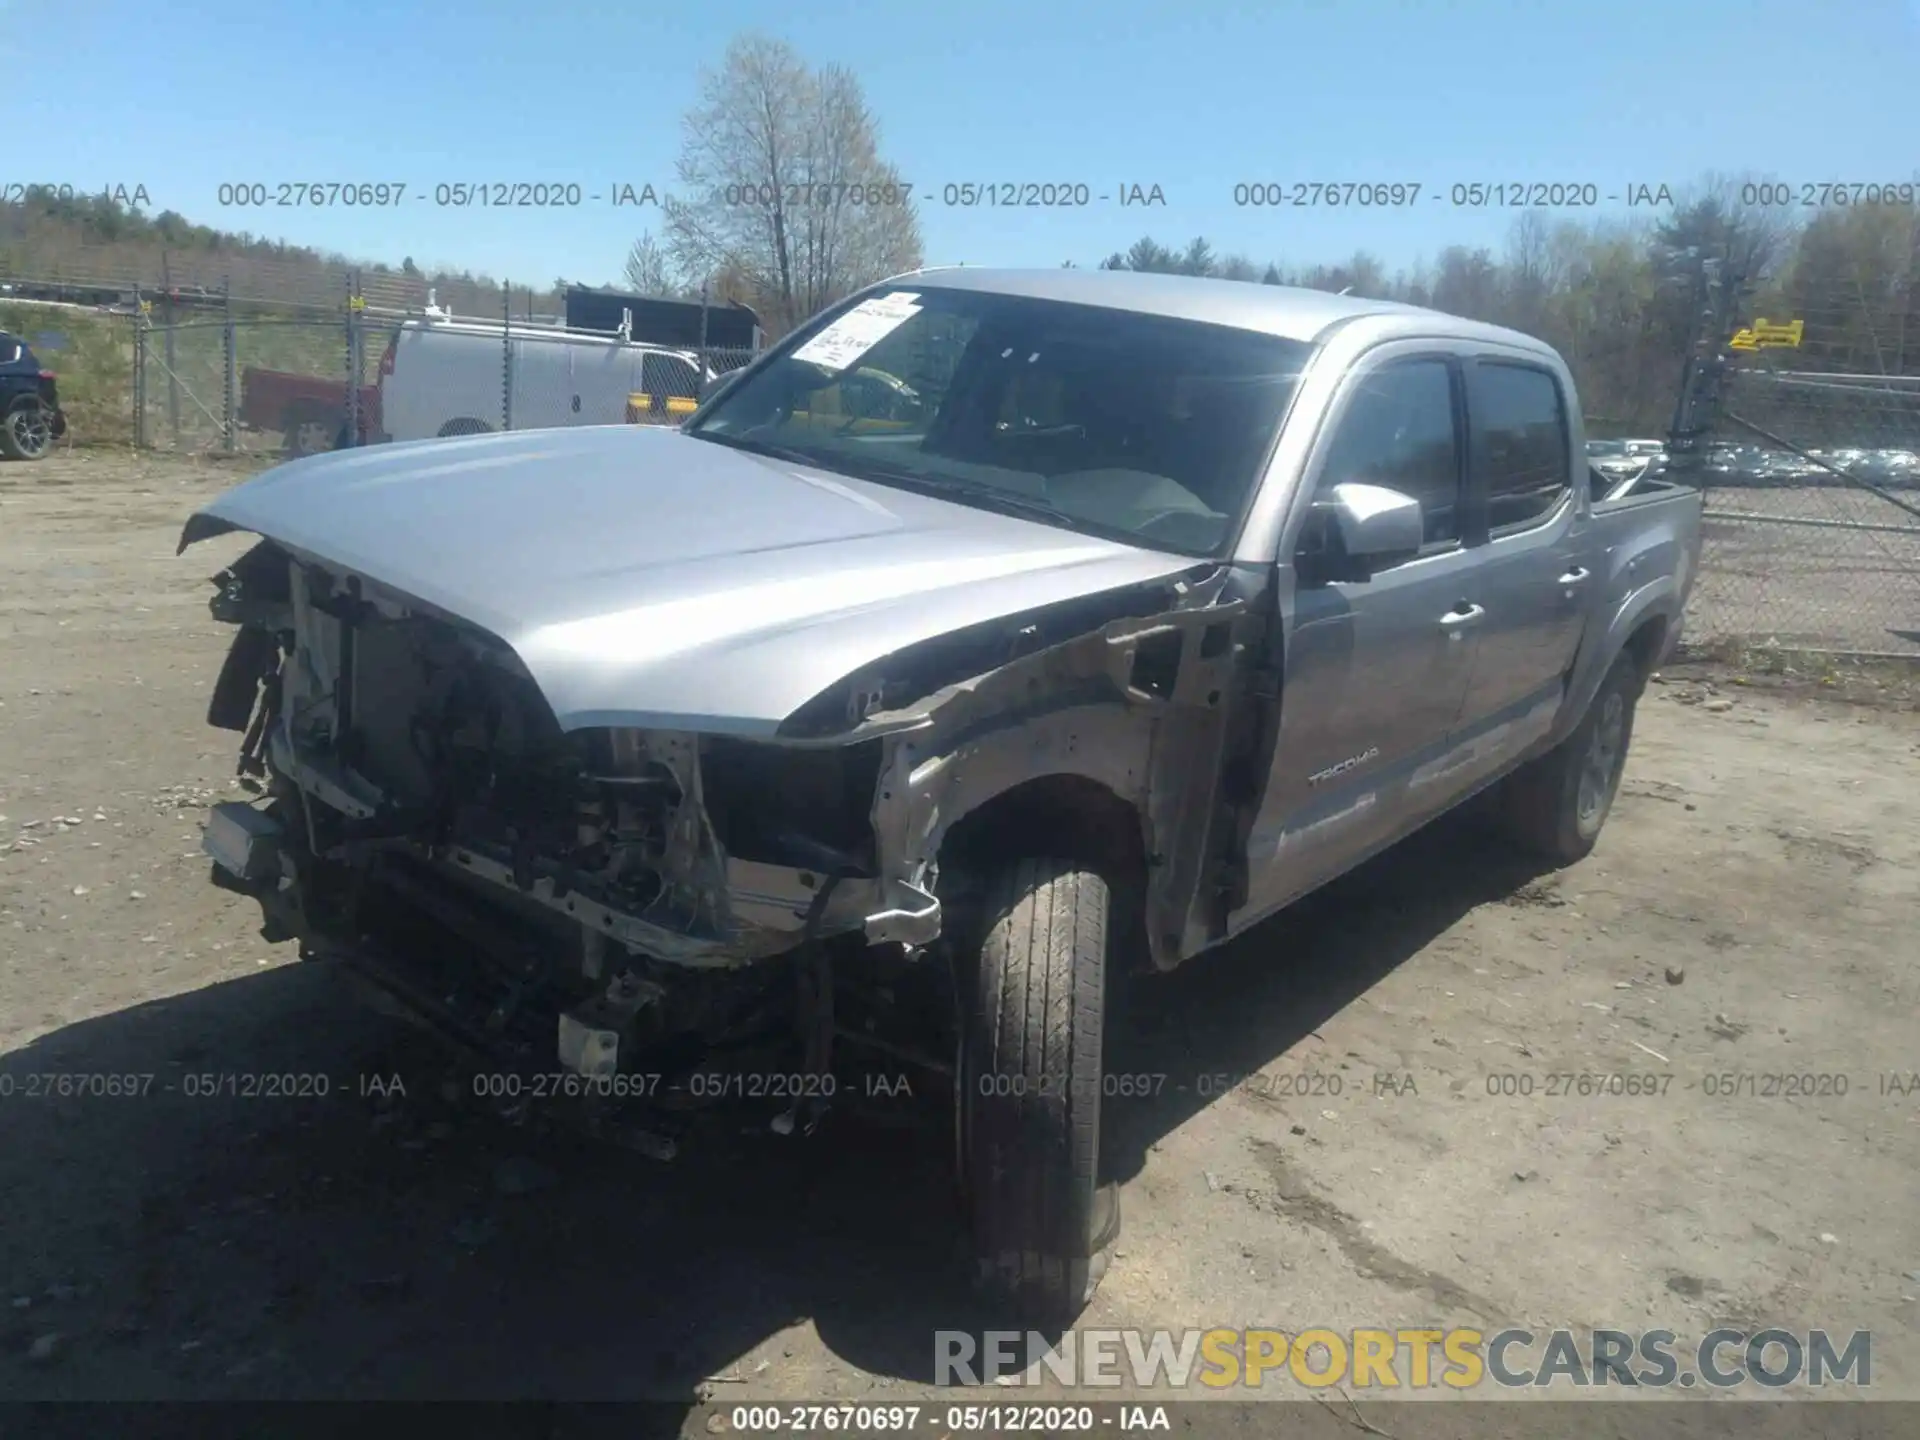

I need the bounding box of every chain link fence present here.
[1684,285,1920,658]
[4,266,762,456]
[194,280,754,453]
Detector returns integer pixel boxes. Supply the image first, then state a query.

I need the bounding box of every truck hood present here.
[180,425,1201,736]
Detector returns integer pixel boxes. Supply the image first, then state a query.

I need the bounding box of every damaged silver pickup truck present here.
[179,268,1703,1320]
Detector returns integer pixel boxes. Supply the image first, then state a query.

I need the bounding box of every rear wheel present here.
[959,857,1119,1323]
[1501,652,1642,864]
[0,395,54,460]
[437,417,492,438]
[281,405,341,457]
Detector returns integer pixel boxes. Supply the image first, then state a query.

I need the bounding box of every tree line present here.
[0,185,569,318]
[1080,199,1920,435]
[624,35,1916,435]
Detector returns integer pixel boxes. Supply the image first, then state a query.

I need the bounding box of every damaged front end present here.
[191,526,1265,1145]
[197,541,950,1135]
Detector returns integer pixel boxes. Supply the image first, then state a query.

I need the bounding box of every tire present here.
[281,405,341,458]
[960,857,1119,1323]
[0,396,54,460]
[1501,652,1642,864]
[436,417,492,439]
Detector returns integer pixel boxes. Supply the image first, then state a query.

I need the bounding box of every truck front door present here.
[1236,350,1480,927]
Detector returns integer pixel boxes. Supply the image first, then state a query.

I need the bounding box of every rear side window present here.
[1314,359,1462,545]
[641,353,700,400]
[1474,362,1570,531]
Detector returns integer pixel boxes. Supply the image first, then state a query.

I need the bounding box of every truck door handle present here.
[1557,567,1591,586]
[1439,602,1485,629]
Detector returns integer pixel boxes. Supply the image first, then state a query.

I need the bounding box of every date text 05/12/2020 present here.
[1229,180,1920,208]
[1228,181,1677,208]
[211,182,666,209]
[205,180,1175,210]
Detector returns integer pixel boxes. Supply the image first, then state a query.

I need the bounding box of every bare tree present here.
[663,34,922,334]
[622,232,676,296]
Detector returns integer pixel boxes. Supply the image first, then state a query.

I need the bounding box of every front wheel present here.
[1500,652,1642,864]
[959,857,1120,1323]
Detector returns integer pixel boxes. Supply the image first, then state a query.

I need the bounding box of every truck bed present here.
[238,369,382,448]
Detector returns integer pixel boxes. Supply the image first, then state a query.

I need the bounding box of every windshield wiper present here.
[688,430,826,470]
[847,466,1077,528]
[697,432,1086,533]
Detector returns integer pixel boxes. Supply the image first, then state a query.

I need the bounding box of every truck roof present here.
[897,266,1549,352]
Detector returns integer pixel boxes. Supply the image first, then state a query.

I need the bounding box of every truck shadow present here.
[1102,806,1556,1185]
[0,810,1552,1406]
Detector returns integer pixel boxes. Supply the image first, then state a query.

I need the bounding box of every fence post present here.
[222,275,238,453]
[345,270,364,448]
[131,283,147,449]
[1664,250,1745,489]
[697,281,710,379]
[502,280,513,432]
[160,251,181,448]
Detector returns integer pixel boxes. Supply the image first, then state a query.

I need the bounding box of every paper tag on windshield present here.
[792,292,921,371]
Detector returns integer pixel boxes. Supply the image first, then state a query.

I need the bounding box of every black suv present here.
[0,330,66,460]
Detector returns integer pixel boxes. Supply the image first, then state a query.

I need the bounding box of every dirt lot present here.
[1690,484,1920,654]
[2,451,1917,1420]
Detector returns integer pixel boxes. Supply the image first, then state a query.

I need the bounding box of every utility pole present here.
[1664,249,1748,487]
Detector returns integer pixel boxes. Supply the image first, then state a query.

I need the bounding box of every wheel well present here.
[935,775,1151,962]
[939,774,1148,884]
[1623,615,1669,684]
[438,417,493,438]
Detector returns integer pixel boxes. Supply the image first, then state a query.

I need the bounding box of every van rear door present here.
[509,336,631,429]
[572,341,635,424]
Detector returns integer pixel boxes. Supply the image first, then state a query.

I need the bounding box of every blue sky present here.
[37,0,1920,288]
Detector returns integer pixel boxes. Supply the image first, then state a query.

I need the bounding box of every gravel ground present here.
[1,450,1916,1428]
[1691,484,1920,653]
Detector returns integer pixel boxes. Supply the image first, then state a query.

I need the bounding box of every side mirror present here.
[1298,482,1424,583]
[699,372,735,404]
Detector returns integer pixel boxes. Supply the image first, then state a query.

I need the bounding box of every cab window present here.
[1473,362,1571,532]
[1312,359,1463,549]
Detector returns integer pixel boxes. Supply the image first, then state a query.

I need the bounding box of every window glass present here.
[1477,363,1570,530]
[690,287,1310,556]
[641,352,699,400]
[1315,360,1460,545]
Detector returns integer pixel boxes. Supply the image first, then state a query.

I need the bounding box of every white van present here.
[374,311,710,443]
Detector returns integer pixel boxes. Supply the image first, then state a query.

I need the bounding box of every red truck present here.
[238,367,384,456]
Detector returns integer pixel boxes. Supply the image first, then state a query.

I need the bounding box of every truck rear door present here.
[1443,355,1596,781]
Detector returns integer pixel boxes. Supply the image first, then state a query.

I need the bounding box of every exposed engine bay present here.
[194,537,1259,1147]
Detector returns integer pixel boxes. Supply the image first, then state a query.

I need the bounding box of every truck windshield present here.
[686,285,1312,556]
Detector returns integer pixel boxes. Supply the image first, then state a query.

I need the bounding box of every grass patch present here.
[1669,636,1919,710]
[0,301,137,444]
[0,300,366,449]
